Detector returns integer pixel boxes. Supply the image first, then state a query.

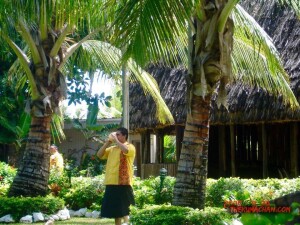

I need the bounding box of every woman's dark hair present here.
[117,127,128,140]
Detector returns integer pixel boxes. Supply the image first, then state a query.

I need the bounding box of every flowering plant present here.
[0,162,17,196]
[80,153,106,177]
[0,162,16,185]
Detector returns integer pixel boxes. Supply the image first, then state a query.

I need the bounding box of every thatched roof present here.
[129,0,300,130]
[210,82,300,124]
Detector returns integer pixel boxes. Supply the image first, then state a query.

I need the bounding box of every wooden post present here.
[133,141,141,177]
[261,124,268,178]
[176,125,184,162]
[218,126,226,176]
[290,123,298,177]
[121,65,129,129]
[230,125,236,177]
[142,130,151,164]
[156,130,164,163]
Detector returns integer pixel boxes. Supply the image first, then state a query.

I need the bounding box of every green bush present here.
[130,205,234,225]
[186,207,234,225]
[242,178,300,203]
[206,177,244,207]
[133,177,155,208]
[48,169,71,197]
[220,178,300,205]
[130,204,190,225]
[48,168,106,210]
[0,195,64,220]
[60,175,105,210]
[240,202,300,225]
[0,162,17,184]
[0,162,17,196]
[80,154,106,177]
[205,177,300,207]
[3,165,300,215]
[48,168,69,186]
[133,176,175,208]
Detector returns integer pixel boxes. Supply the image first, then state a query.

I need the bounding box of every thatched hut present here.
[129,0,300,179]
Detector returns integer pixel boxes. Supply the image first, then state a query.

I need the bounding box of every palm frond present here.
[8,46,31,95]
[18,112,31,139]
[1,35,41,100]
[113,0,192,67]
[0,0,109,32]
[0,115,17,135]
[51,114,65,143]
[231,4,299,108]
[127,60,175,124]
[17,19,41,65]
[64,40,121,78]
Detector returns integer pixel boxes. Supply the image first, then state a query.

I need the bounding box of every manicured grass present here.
[4,217,115,225]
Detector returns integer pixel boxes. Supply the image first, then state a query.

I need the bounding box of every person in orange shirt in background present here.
[97,127,136,225]
[49,144,64,173]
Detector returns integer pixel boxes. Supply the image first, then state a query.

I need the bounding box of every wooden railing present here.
[141,163,177,179]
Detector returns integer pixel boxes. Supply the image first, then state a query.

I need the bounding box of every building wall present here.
[57,128,100,166]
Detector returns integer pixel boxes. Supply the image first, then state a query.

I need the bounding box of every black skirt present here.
[101,185,135,218]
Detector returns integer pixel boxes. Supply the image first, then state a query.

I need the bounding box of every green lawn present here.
[2,217,115,225]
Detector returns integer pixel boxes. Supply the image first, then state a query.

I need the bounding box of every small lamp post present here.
[65,164,72,187]
[159,168,168,193]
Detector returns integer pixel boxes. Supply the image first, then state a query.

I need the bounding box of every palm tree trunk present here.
[172,95,211,209]
[172,0,235,208]
[8,116,52,197]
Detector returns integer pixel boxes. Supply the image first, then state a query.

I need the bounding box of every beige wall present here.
[58,122,140,166]
[56,118,122,166]
[57,129,100,166]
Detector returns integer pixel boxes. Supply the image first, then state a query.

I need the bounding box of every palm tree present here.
[0,0,174,197]
[113,0,299,208]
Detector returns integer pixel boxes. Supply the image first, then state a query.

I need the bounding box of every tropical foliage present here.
[112,0,300,208]
[0,162,17,196]
[0,42,30,146]
[0,195,64,221]
[2,160,300,224]
[0,0,173,197]
[1,0,299,211]
[163,135,176,163]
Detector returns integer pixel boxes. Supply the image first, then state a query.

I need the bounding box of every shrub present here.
[186,207,234,225]
[240,202,300,225]
[133,177,155,208]
[0,195,64,220]
[133,176,175,208]
[0,162,17,196]
[61,175,105,210]
[130,204,234,225]
[48,169,70,196]
[217,178,300,207]
[243,178,300,203]
[0,162,17,184]
[130,204,190,225]
[206,177,244,207]
[80,154,106,177]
